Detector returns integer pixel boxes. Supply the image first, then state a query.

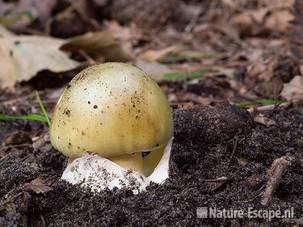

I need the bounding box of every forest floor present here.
[0,0,302,226]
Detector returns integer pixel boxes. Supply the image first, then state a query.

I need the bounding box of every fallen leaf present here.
[238,158,249,167]
[231,7,293,36]
[139,46,177,62]
[248,55,299,98]
[281,76,303,103]
[24,177,52,194]
[32,133,51,151]
[0,26,80,88]
[263,10,294,34]
[135,60,172,81]
[4,131,32,145]
[0,24,14,37]
[61,31,133,62]
[231,8,269,36]
[106,21,143,47]
[254,113,276,126]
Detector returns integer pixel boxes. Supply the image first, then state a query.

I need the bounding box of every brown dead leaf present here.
[248,55,299,98]
[238,158,249,167]
[24,177,52,194]
[263,10,294,33]
[281,76,303,103]
[0,26,80,88]
[61,31,133,62]
[248,58,272,82]
[231,8,269,36]
[106,21,143,46]
[249,108,276,127]
[4,131,32,145]
[139,46,177,62]
[231,6,293,36]
[254,113,276,126]
[32,133,51,152]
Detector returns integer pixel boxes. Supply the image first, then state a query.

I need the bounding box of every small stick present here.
[261,155,294,206]
[247,102,289,113]
[204,176,228,182]
[228,137,238,166]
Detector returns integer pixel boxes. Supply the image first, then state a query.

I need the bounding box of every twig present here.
[78,50,96,65]
[228,137,238,166]
[184,8,201,33]
[261,155,294,206]
[239,185,266,203]
[248,102,289,113]
[204,176,228,182]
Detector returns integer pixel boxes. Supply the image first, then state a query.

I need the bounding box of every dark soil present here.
[0,101,302,226]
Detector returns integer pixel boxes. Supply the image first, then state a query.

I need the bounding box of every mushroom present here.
[50,63,173,192]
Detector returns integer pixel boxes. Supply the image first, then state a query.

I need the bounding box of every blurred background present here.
[0,0,302,127]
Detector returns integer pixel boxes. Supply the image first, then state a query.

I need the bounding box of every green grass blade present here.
[158,51,221,64]
[34,90,51,126]
[163,68,210,81]
[0,113,49,122]
[237,99,286,109]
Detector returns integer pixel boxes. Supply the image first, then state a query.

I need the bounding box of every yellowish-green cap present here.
[50,62,173,159]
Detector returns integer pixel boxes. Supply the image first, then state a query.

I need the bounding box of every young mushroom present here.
[50,63,173,192]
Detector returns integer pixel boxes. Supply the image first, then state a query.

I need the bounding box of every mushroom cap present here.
[50,63,173,158]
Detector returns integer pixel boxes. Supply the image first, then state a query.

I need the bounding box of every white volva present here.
[61,139,172,194]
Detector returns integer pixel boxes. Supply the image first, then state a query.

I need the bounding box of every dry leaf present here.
[248,56,299,98]
[231,9,269,36]
[238,158,249,167]
[61,31,133,62]
[4,131,32,145]
[106,21,143,46]
[254,113,276,126]
[0,26,79,88]
[231,7,293,36]
[281,76,303,103]
[24,177,52,194]
[264,10,294,33]
[139,46,177,62]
